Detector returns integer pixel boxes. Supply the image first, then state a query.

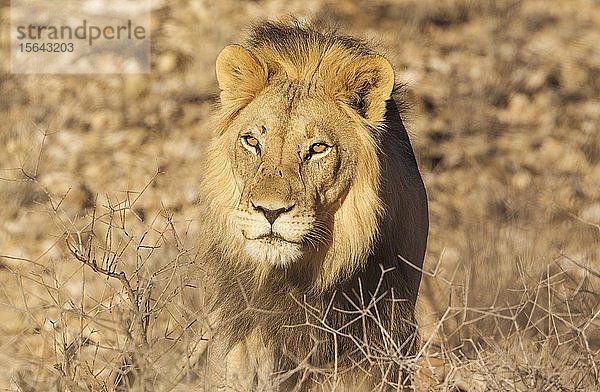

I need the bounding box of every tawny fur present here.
[196,21,428,391]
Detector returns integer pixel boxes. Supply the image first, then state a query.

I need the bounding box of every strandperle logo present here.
[15,20,147,46]
[10,0,150,74]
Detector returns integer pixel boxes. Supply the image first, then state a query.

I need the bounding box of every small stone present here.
[580,203,600,223]
[124,75,147,99]
[157,52,178,73]
[512,171,532,189]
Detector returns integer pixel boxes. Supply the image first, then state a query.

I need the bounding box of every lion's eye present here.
[241,135,260,154]
[307,143,331,159]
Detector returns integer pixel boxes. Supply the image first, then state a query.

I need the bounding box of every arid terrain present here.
[1,0,599,390]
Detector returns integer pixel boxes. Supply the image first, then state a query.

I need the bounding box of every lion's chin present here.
[244,237,303,267]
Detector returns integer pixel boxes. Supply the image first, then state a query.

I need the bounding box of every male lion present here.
[197,21,428,391]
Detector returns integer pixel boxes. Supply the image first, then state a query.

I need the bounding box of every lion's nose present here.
[251,201,295,225]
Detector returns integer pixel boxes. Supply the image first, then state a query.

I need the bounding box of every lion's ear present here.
[216,44,268,104]
[335,55,395,123]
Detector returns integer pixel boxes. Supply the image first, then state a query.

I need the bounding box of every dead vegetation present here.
[1,0,598,390]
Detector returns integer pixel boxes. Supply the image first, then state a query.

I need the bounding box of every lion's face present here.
[205,42,395,281]
[227,86,358,266]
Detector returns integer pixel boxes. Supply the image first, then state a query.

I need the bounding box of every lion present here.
[196,21,428,391]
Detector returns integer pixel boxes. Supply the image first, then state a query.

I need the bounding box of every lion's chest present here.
[217,283,377,369]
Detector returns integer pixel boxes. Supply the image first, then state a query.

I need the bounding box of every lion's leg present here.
[207,330,275,391]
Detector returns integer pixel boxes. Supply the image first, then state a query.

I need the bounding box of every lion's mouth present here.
[240,230,304,265]
[242,231,300,245]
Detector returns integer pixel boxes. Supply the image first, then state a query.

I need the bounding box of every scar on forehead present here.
[258,125,266,134]
[304,124,315,139]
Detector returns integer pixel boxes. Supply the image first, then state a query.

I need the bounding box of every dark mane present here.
[247,20,374,56]
[246,20,412,117]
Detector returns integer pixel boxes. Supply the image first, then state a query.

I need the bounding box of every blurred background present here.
[1,0,599,390]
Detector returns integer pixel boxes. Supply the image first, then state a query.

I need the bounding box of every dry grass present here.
[1,0,599,390]
[1,135,210,390]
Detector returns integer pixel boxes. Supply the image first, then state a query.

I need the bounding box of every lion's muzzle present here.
[250,200,296,225]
